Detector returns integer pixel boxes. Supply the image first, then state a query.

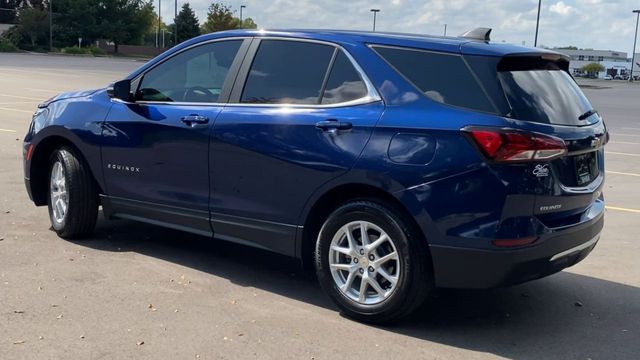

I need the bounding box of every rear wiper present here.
[578,109,598,121]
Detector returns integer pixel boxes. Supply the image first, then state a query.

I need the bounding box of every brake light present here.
[465,128,567,162]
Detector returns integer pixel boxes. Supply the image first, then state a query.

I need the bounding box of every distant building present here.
[554,48,631,79]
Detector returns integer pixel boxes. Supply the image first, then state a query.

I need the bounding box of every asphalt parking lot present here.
[0,53,639,359]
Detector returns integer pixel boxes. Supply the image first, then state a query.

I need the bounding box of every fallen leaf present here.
[79,335,85,339]
[137,341,145,346]
[574,301,583,307]
[14,310,25,314]
[56,314,63,319]
[13,340,25,345]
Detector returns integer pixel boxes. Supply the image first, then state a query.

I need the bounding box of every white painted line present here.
[620,127,640,132]
[0,128,17,133]
[610,141,640,145]
[0,101,39,105]
[24,88,63,94]
[606,170,640,177]
[0,106,33,114]
[0,93,43,101]
[606,151,640,157]
[610,133,640,138]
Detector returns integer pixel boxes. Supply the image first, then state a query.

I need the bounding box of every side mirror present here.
[107,79,133,102]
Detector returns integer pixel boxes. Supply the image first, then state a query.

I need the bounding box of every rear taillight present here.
[464,127,567,162]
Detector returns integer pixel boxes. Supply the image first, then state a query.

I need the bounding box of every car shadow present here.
[72,216,640,360]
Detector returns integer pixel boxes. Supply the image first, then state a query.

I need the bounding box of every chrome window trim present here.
[234,36,382,108]
[124,36,382,109]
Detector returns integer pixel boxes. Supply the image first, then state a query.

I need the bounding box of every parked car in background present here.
[23,28,608,323]
[604,75,613,80]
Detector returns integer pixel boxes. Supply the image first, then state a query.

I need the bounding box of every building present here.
[0,23,12,37]
[554,49,631,79]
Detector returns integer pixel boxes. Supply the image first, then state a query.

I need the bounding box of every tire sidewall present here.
[315,201,417,318]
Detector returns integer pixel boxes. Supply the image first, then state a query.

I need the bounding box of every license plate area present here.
[574,152,598,186]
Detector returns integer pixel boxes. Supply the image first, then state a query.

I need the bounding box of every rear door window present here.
[372,46,496,113]
[321,50,368,104]
[241,40,335,104]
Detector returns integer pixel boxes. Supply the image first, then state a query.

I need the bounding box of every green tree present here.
[97,0,155,53]
[52,0,99,48]
[240,17,257,29]
[0,0,18,23]
[201,3,237,33]
[16,6,48,47]
[581,62,605,75]
[174,3,199,43]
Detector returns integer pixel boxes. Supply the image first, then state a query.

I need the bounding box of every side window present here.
[321,50,368,104]
[373,46,495,113]
[241,40,335,104]
[137,40,242,103]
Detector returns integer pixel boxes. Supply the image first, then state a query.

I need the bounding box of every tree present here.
[201,3,237,33]
[97,0,155,53]
[174,3,199,43]
[0,0,18,23]
[52,0,100,48]
[240,17,257,29]
[16,6,48,47]
[581,62,605,75]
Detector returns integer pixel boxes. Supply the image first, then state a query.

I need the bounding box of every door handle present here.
[181,114,209,127]
[315,119,352,133]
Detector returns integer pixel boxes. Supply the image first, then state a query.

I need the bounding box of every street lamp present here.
[534,0,542,47]
[239,5,246,28]
[630,10,640,82]
[174,0,178,46]
[370,9,380,32]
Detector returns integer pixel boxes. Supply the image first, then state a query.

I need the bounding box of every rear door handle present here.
[181,114,209,127]
[315,119,352,133]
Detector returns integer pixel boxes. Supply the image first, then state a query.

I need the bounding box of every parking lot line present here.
[0,128,17,133]
[606,206,640,214]
[606,151,640,157]
[606,170,640,177]
[610,141,640,145]
[0,106,33,114]
[620,127,640,131]
[610,133,640,137]
[0,93,44,101]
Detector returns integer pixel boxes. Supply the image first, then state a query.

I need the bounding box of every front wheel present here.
[315,200,432,323]
[47,147,98,238]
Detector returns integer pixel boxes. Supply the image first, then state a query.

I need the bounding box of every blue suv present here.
[24,29,607,323]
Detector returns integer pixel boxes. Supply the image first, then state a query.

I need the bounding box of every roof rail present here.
[459,27,492,42]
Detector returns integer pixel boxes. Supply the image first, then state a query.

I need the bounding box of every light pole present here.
[534,0,542,47]
[156,0,162,48]
[443,24,447,36]
[174,0,178,46]
[630,10,640,82]
[370,9,380,32]
[239,5,246,28]
[49,0,52,51]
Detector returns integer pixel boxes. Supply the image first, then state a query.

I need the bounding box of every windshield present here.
[498,69,597,126]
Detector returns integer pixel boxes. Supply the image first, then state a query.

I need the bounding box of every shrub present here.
[88,46,106,56]
[0,40,19,52]
[61,46,90,55]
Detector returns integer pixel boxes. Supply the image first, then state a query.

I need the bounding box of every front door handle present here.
[315,119,352,133]
[181,114,209,127]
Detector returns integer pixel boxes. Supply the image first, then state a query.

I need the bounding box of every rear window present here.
[467,55,597,126]
[372,46,496,113]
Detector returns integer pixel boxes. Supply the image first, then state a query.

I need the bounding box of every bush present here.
[61,46,90,55]
[88,46,106,56]
[0,40,19,52]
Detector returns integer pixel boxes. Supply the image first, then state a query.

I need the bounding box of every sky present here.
[158,0,640,55]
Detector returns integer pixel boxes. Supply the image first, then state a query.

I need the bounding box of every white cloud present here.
[159,0,640,54]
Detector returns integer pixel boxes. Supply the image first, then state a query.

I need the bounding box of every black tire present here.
[315,200,432,323]
[47,146,98,238]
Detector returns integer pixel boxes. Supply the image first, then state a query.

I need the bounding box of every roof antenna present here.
[459,27,492,41]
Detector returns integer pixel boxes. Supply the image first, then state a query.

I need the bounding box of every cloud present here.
[160,0,640,54]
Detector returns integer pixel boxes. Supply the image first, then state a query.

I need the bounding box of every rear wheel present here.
[315,200,431,323]
[47,147,98,238]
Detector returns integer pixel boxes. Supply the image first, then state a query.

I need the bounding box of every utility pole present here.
[534,0,542,47]
[443,24,447,36]
[239,5,246,28]
[631,10,640,82]
[174,0,178,46]
[370,9,380,32]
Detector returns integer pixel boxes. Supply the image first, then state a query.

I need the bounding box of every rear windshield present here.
[470,55,598,126]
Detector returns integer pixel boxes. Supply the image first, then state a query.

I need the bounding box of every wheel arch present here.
[298,182,432,270]
[28,134,103,206]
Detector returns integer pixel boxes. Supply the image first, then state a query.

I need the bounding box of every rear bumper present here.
[429,205,604,289]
